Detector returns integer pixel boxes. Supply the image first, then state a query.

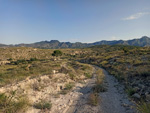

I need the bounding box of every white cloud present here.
[122,12,150,20]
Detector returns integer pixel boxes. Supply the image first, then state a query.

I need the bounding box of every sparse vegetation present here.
[31,81,44,91]
[0,58,62,86]
[84,72,92,78]
[93,84,106,93]
[0,91,30,113]
[123,47,129,53]
[137,101,150,113]
[0,45,150,112]
[65,82,74,90]
[88,92,98,106]
[68,73,75,80]
[34,100,52,110]
[72,45,150,102]
[93,69,106,93]
[126,88,135,97]
[88,69,105,106]
[60,82,75,95]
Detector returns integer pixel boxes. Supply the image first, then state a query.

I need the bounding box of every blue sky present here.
[0,0,150,44]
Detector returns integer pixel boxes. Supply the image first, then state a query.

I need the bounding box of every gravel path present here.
[67,67,137,113]
[99,68,136,113]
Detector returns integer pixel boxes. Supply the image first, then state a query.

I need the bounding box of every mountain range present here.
[0,36,150,49]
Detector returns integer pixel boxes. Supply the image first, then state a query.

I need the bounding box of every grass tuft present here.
[126,88,135,96]
[88,93,98,106]
[137,101,150,113]
[0,92,30,113]
[34,100,52,110]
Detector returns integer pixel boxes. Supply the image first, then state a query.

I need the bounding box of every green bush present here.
[69,73,75,80]
[52,50,62,57]
[100,61,108,66]
[11,59,27,65]
[65,82,74,90]
[126,88,135,96]
[8,58,13,61]
[123,47,129,53]
[30,58,38,61]
[84,73,92,78]
[60,83,74,95]
[34,100,52,110]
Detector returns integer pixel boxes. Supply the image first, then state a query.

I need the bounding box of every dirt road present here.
[66,67,137,113]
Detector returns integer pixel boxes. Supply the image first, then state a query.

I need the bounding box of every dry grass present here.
[96,69,104,84]
[88,93,98,106]
[60,82,75,95]
[137,101,150,113]
[93,69,106,93]
[0,91,30,113]
[34,99,52,110]
[31,81,45,91]
[0,58,62,86]
[88,69,105,106]
[1,46,150,111]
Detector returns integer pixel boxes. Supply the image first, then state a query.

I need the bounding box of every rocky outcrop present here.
[0,61,10,65]
[128,75,150,101]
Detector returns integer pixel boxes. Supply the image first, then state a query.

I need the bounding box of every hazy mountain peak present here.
[49,40,60,43]
[0,36,150,48]
[141,36,150,40]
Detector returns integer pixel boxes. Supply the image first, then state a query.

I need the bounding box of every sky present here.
[0,0,150,44]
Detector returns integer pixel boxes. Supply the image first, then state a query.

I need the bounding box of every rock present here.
[122,103,129,107]
[53,70,56,74]
[133,87,140,92]
[0,61,10,65]
[138,84,145,89]
[69,99,73,105]
[132,93,141,99]
[80,75,86,80]
[146,94,150,101]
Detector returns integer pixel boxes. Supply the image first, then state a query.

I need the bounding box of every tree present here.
[52,50,62,57]
[123,47,129,53]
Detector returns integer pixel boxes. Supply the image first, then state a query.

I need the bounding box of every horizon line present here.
[0,36,149,45]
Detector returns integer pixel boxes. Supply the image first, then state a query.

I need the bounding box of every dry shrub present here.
[88,92,98,106]
[0,91,30,113]
[137,101,150,113]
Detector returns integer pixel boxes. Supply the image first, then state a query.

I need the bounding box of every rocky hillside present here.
[1,36,150,49]
[16,40,88,49]
[0,44,8,47]
[93,36,150,47]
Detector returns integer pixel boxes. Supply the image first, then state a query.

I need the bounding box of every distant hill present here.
[1,36,150,49]
[15,40,89,49]
[92,36,150,47]
[0,44,8,47]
